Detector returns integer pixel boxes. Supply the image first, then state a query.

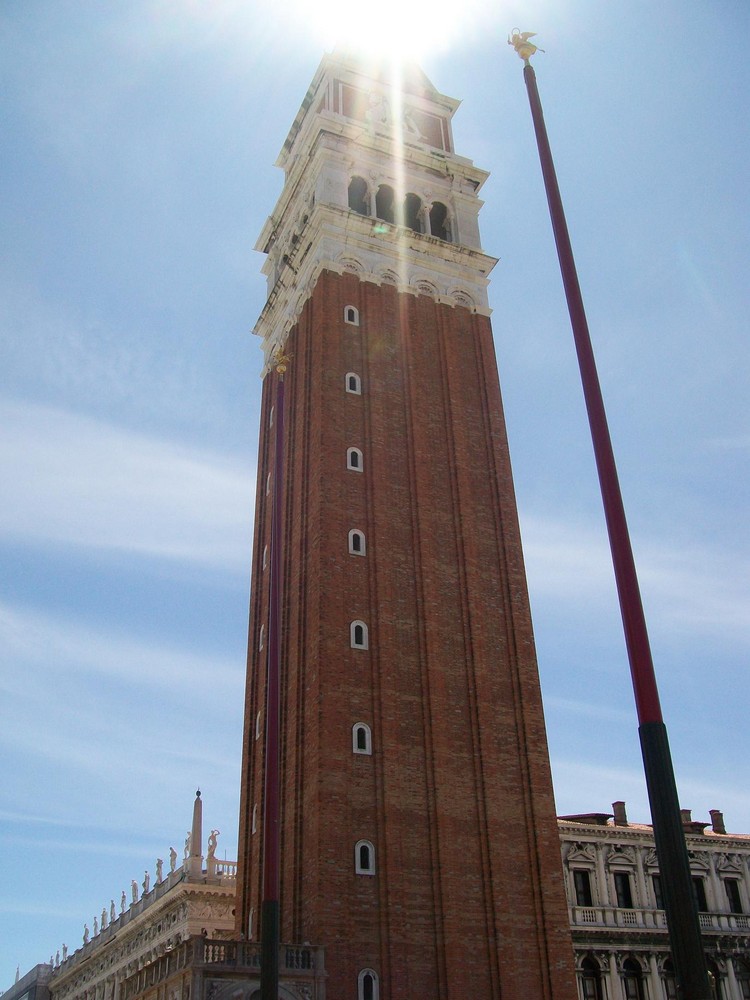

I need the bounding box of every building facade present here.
[235,51,576,999]
[561,805,750,1000]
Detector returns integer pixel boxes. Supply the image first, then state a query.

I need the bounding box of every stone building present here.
[33,794,325,1000]
[560,804,750,1000]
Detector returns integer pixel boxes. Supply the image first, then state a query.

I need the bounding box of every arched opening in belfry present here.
[375,184,395,224]
[348,176,369,216]
[429,201,450,241]
[404,193,422,233]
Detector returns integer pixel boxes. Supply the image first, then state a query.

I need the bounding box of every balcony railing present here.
[121,937,324,1000]
[571,905,750,933]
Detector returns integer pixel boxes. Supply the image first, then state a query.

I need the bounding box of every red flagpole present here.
[510,33,711,999]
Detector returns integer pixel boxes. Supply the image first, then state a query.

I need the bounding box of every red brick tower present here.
[236,53,576,999]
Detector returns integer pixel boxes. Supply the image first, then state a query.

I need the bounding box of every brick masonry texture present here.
[236,269,577,999]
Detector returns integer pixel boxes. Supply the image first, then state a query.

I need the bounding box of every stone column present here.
[648,953,663,1000]
[725,958,740,1000]
[607,952,625,1000]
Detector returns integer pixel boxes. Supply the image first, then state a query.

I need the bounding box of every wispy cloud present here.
[520,513,748,643]
[0,399,254,570]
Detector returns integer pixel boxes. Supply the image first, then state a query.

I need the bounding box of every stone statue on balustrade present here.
[156,858,163,883]
[83,924,90,945]
[110,899,116,923]
[121,890,126,913]
[170,847,177,872]
[142,870,150,895]
[131,879,138,903]
[208,830,220,859]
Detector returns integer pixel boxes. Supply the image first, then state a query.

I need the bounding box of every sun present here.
[278,0,501,63]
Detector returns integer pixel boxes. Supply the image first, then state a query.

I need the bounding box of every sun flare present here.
[279,0,501,63]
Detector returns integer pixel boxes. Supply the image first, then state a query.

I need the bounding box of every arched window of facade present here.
[707,960,723,1000]
[404,193,422,233]
[348,529,366,555]
[355,840,375,874]
[358,969,379,1000]
[350,620,368,649]
[662,960,678,1000]
[348,176,369,216]
[352,723,372,755]
[579,957,603,1000]
[345,372,362,394]
[344,305,360,325]
[375,184,395,224]
[621,958,645,1000]
[735,960,750,1000]
[347,447,363,471]
[429,201,450,241]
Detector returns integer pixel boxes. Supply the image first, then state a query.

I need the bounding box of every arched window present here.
[404,193,422,233]
[429,201,450,241]
[348,176,369,216]
[352,723,372,755]
[248,906,254,939]
[579,957,603,1000]
[348,529,366,556]
[350,620,368,649]
[266,473,271,495]
[355,840,375,874]
[375,184,395,224]
[262,545,268,569]
[734,960,750,1000]
[269,405,274,427]
[662,960,678,1000]
[255,710,262,740]
[347,447,363,471]
[358,969,379,1000]
[345,372,362,395]
[344,305,360,326]
[259,624,265,650]
[621,958,644,1000]
[252,804,257,834]
[707,960,723,1000]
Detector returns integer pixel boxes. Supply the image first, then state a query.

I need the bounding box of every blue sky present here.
[1,0,748,984]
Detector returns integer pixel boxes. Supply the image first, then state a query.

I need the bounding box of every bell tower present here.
[236,52,576,999]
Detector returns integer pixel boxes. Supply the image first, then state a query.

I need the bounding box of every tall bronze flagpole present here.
[509,31,711,999]
[261,351,289,1000]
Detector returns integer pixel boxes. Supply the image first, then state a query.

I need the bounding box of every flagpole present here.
[509,32,711,999]
[261,352,288,1000]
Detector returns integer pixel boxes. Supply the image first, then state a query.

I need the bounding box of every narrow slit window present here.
[355,840,375,874]
[350,620,368,649]
[345,372,362,395]
[358,970,379,1000]
[259,624,265,651]
[352,723,372,755]
[348,529,366,555]
[255,710,262,740]
[252,804,257,834]
[347,447,363,471]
